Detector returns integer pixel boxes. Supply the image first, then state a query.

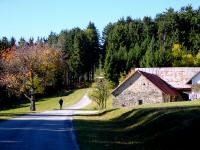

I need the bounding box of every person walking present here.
[59,98,63,110]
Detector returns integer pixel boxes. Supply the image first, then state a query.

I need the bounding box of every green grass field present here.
[0,88,87,120]
[74,100,200,150]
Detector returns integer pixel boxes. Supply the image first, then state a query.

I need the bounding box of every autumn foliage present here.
[0,44,62,110]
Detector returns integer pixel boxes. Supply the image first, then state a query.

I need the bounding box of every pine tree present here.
[10,37,16,46]
[18,37,26,47]
[86,22,100,81]
[29,37,34,46]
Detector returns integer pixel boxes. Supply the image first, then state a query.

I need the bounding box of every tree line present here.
[1,5,200,109]
[0,22,100,110]
[48,22,100,88]
[103,5,200,84]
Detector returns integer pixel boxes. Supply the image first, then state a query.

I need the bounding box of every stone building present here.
[112,67,200,107]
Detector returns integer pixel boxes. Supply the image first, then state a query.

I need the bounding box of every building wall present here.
[163,94,170,102]
[189,73,200,100]
[162,94,180,102]
[113,73,164,107]
[190,73,200,100]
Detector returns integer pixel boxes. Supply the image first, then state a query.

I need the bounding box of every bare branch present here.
[24,93,31,101]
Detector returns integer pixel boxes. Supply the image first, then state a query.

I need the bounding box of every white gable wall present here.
[189,73,200,100]
[113,72,164,107]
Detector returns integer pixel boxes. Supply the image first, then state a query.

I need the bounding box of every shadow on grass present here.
[0,90,76,110]
[74,106,200,150]
[0,90,76,111]
[0,103,30,111]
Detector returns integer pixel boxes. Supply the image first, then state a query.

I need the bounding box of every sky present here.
[0,0,200,41]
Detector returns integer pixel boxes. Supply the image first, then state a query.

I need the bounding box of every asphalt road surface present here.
[0,94,92,150]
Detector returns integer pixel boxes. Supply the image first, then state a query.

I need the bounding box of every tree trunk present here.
[92,65,95,81]
[30,95,36,111]
[104,98,106,109]
[87,72,90,82]
[64,69,67,88]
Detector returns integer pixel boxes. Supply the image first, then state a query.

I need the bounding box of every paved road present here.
[0,94,92,150]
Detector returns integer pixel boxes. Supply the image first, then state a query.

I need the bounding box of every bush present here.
[91,78,109,109]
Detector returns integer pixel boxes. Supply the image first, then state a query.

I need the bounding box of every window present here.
[138,100,143,105]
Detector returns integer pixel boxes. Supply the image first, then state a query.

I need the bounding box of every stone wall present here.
[113,73,164,107]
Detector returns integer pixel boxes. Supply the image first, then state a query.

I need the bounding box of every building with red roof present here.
[112,67,200,107]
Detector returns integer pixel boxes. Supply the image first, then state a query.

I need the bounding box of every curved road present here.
[0,94,92,150]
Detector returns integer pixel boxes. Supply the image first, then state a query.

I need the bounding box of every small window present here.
[138,100,143,105]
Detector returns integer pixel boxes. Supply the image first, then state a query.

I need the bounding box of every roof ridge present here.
[112,70,179,96]
[138,71,179,95]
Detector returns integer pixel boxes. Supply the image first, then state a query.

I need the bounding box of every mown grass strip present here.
[0,88,88,120]
[74,100,200,150]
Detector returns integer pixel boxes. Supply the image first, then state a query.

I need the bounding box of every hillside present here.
[75,101,200,150]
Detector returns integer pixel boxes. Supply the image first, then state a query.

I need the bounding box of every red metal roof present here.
[138,71,179,96]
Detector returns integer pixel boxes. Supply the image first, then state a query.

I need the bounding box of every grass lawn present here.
[0,88,88,120]
[74,100,200,150]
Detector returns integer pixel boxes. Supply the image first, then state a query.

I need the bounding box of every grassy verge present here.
[0,88,87,120]
[84,94,112,110]
[74,100,200,150]
[133,99,200,108]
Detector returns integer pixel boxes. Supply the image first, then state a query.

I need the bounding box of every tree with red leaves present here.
[0,45,62,111]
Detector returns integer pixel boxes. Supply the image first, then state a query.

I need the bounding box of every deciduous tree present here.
[91,78,109,109]
[0,45,62,111]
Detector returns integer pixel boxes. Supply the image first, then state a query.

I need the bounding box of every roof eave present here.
[111,71,139,95]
